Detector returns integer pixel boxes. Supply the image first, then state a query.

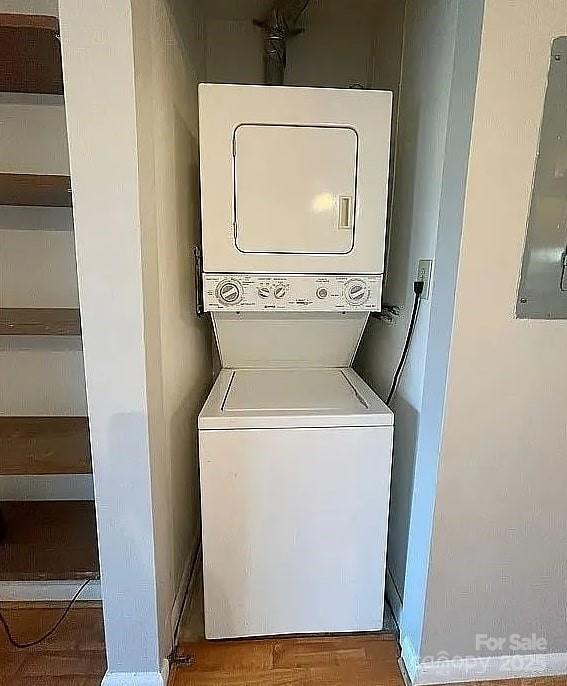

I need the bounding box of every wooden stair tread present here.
[0,14,59,31]
[0,604,105,654]
[0,501,99,581]
[0,417,91,476]
[0,174,72,208]
[0,14,63,95]
[0,308,81,336]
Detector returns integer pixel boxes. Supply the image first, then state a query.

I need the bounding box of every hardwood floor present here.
[0,603,106,685]
[170,634,404,686]
[170,634,567,686]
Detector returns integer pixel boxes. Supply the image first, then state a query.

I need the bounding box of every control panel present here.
[203,274,382,312]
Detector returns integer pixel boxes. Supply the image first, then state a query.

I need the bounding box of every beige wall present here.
[0,0,56,14]
[422,0,567,660]
[202,0,402,91]
[0,100,69,174]
[356,0,460,606]
[131,0,211,662]
[0,345,86,415]
[1,230,78,307]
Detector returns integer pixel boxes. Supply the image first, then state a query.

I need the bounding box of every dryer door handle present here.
[338,195,353,230]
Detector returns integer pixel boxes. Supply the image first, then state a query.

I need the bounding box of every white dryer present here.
[199,367,393,639]
[197,83,394,639]
[199,83,392,284]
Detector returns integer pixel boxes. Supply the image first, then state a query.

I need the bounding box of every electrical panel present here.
[517,37,567,319]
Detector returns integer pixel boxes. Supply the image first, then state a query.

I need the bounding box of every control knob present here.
[216,279,243,305]
[345,279,370,305]
[273,285,287,299]
[258,287,270,299]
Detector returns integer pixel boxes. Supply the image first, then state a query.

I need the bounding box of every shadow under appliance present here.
[197,83,394,639]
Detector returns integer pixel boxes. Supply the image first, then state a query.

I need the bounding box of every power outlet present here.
[416,259,433,299]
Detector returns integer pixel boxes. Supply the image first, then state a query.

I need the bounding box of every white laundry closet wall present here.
[357,0,486,669]
[59,0,211,682]
[414,0,567,677]
[130,0,212,668]
[200,0,405,115]
[203,0,399,90]
[357,0,474,622]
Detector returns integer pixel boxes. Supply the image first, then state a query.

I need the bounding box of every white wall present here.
[59,0,209,682]
[356,0,485,664]
[420,0,567,664]
[59,1,164,679]
[131,0,211,666]
[357,0,461,606]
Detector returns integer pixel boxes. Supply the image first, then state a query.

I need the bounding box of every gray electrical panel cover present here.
[517,37,567,319]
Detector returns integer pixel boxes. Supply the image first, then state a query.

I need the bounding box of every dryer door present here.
[234,125,357,255]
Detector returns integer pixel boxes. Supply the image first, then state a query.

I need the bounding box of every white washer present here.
[199,367,393,639]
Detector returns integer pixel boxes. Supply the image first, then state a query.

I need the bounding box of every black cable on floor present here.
[0,578,91,649]
[386,281,424,405]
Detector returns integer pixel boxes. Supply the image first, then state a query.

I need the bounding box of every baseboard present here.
[161,658,170,686]
[102,673,162,686]
[101,669,167,686]
[170,536,200,645]
[398,654,413,686]
[413,651,567,685]
[385,566,403,624]
[102,542,199,686]
[401,637,567,686]
[400,633,420,684]
[0,579,102,602]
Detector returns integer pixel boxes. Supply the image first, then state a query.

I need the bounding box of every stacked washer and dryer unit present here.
[197,84,394,640]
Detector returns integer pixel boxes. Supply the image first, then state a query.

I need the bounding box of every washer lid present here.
[199,368,393,430]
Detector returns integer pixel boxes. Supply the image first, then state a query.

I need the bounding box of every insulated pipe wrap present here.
[257,0,310,85]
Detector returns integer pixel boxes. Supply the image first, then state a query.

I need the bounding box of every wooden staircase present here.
[0,12,99,592]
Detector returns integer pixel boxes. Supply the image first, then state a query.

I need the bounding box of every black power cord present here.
[386,280,425,405]
[0,578,91,649]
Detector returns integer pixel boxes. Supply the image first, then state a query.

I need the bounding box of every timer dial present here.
[216,279,243,305]
[345,279,370,305]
